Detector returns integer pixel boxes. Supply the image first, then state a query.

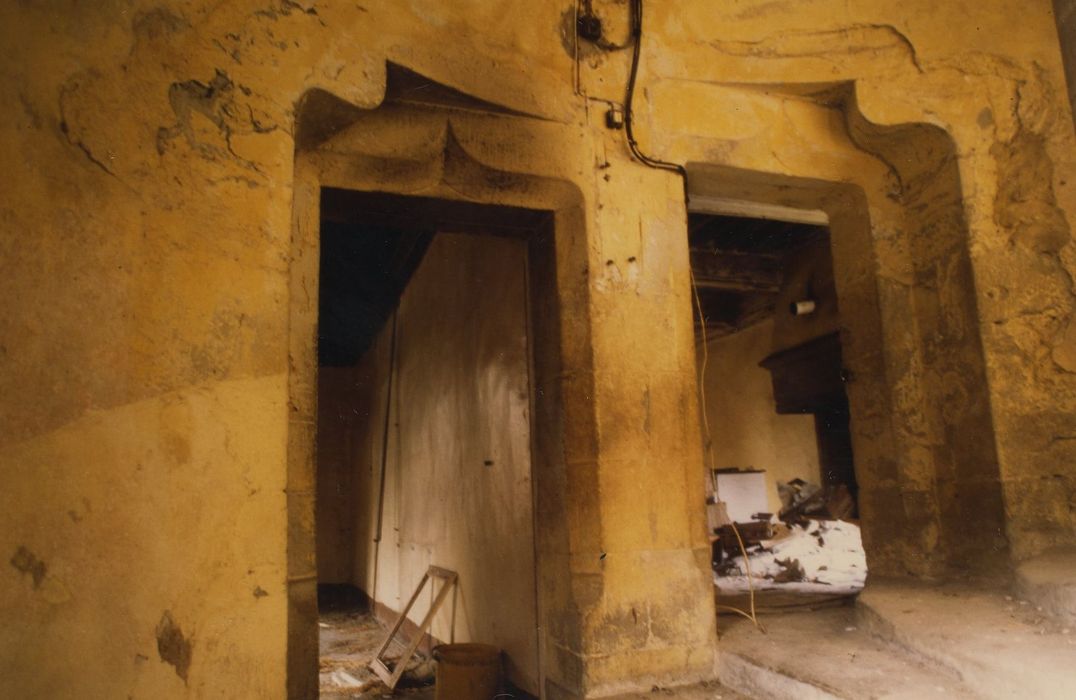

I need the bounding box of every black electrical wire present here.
[623,0,689,202]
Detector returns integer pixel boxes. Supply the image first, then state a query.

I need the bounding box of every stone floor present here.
[1015,547,1076,627]
[857,579,1076,699]
[318,609,436,699]
[718,579,1076,699]
[316,608,746,699]
[320,578,1076,699]
[717,600,974,699]
[606,681,748,699]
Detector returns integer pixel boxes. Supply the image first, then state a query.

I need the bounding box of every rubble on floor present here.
[318,608,739,699]
[777,479,855,524]
[715,519,866,595]
[319,609,434,699]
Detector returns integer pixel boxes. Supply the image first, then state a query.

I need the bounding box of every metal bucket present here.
[432,643,501,700]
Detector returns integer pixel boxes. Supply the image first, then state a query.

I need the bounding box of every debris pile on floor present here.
[778,478,855,524]
[318,610,435,699]
[715,519,866,595]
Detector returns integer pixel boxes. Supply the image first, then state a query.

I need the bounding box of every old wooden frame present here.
[369,565,458,690]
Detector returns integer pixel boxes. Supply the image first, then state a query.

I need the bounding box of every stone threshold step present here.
[858,580,1076,700]
[716,604,976,699]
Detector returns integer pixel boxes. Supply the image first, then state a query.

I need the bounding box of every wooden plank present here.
[690,249,783,293]
[384,572,458,689]
[688,195,830,225]
[372,571,430,662]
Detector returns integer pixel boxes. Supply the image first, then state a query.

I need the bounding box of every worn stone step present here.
[716,605,976,699]
[1015,549,1076,628]
[858,581,1076,700]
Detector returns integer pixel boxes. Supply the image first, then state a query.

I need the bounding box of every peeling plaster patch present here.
[407,0,450,27]
[10,546,46,588]
[983,76,1076,374]
[992,131,1071,254]
[156,69,236,157]
[156,611,192,682]
[1053,316,1076,372]
[730,0,805,21]
[253,586,269,598]
[155,69,272,176]
[557,7,576,57]
[595,259,622,292]
[254,0,322,23]
[594,257,642,293]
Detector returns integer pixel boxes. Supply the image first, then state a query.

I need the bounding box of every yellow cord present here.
[690,269,762,632]
[690,270,716,489]
[729,521,760,628]
[713,604,759,624]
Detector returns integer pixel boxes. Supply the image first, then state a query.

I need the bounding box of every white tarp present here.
[715,519,867,595]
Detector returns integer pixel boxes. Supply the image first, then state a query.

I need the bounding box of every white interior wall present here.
[702,318,822,515]
[348,232,538,692]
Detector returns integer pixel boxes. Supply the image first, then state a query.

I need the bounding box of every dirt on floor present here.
[610,681,749,699]
[319,609,436,699]
[317,608,747,699]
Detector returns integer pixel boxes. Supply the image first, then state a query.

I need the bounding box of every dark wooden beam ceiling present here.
[688,212,830,339]
[689,249,782,293]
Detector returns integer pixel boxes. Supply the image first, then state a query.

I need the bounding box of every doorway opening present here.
[689,210,867,612]
[314,188,549,698]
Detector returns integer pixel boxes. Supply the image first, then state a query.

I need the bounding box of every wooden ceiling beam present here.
[689,249,782,293]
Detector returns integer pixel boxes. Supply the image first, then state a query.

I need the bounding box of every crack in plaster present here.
[57,77,125,184]
[708,23,924,74]
[253,0,324,26]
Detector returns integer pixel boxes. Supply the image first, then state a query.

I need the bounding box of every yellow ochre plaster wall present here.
[2,1,1075,698]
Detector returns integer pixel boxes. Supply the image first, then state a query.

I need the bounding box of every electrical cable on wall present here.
[580,0,762,631]
[623,0,689,203]
[626,0,762,630]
